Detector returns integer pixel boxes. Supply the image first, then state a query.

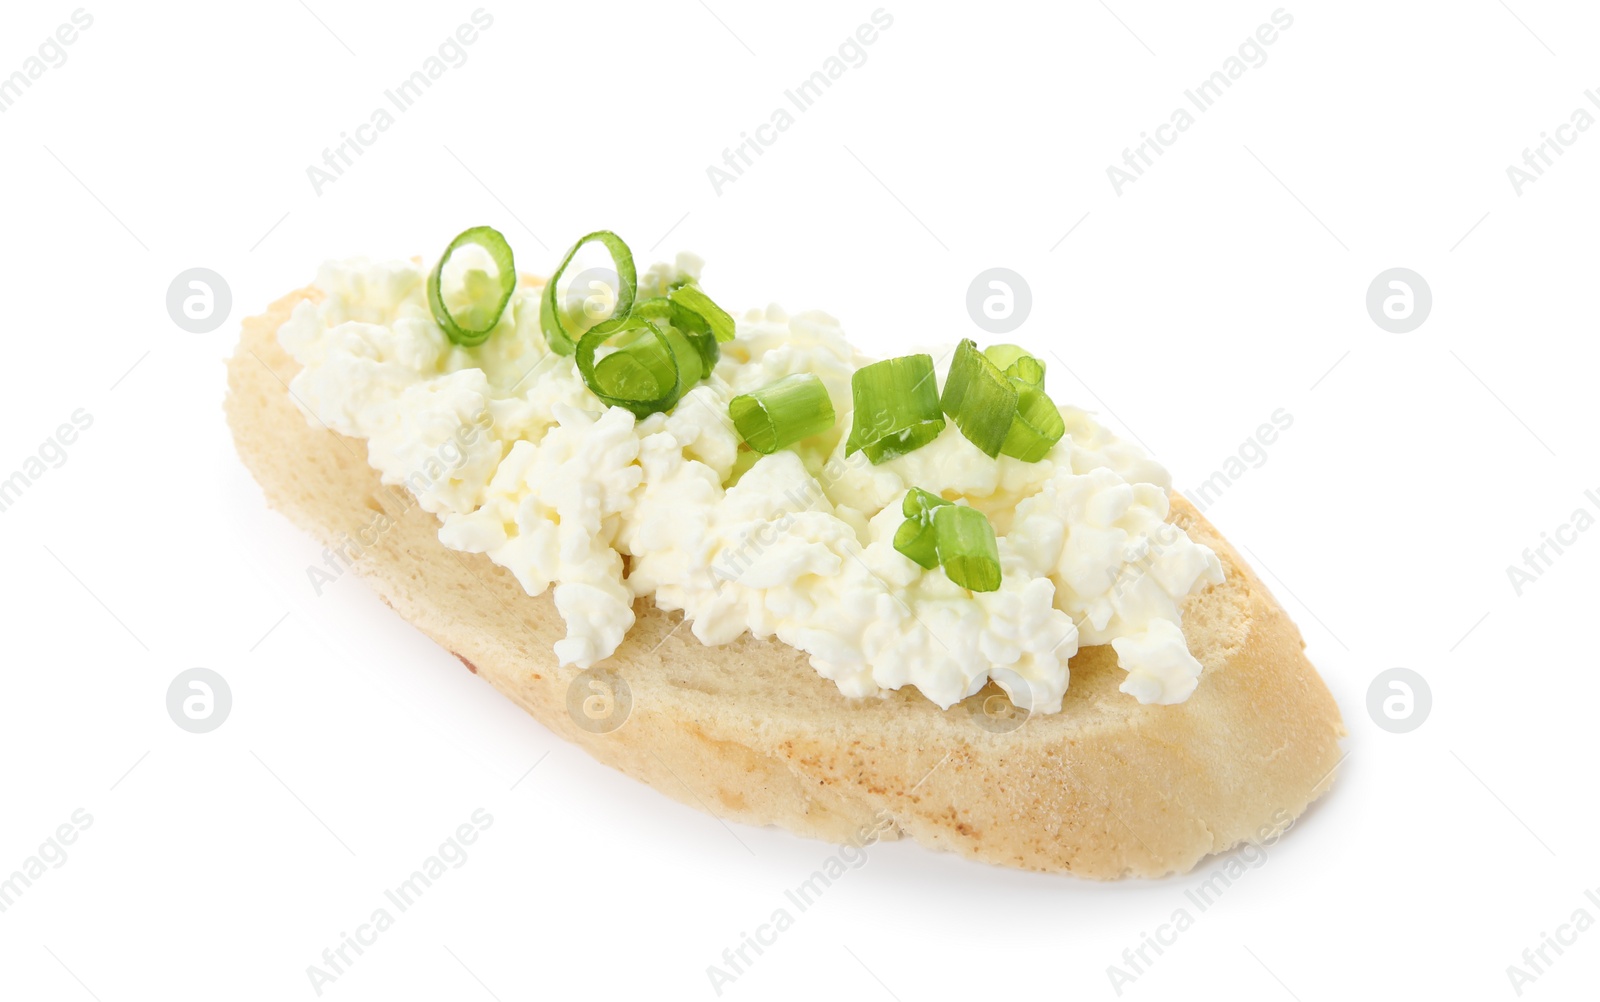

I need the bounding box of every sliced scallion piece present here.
[892,487,951,569]
[976,343,1064,461]
[932,503,1001,592]
[729,374,835,454]
[635,297,720,388]
[687,331,720,373]
[983,343,1051,388]
[892,488,1002,590]
[940,339,1018,458]
[1000,383,1065,462]
[1004,353,1046,388]
[540,230,637,356]
[576,315,681,418]
[667,283,737,343]
[982,343,1030,372]
[995,347,1063,461]
[660,326,706,386]
[844,354,945,464]
[903,485,950,516]
[632,297,672,322]
[637,294,723,373]
[427,226,516,347]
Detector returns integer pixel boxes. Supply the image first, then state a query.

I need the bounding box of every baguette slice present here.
[226,284,1345,879]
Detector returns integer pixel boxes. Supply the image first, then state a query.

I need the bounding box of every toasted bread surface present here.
[226,285,1345,878]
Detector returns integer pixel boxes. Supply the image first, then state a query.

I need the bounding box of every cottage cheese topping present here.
[277,254,1224,711]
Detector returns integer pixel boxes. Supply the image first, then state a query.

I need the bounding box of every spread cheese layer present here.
[278,254,1224,712]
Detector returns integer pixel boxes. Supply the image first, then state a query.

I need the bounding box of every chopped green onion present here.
[540,230,637,356]
[576,315,681,418]
[892,488,1002,590]
[994,347,1063,461]
[1000,383,1065,462]
[660,326,706,386]
[427,226,516,347]
[540,229,739,414]
[983,343,1030,372]
[984,343,1048,388]
[903,485,950,516]
[891,521,939,569]
[667,284,736,342]
[628,302,699,377]
[1005,353,1046,388]
[729,374,836,454]
[636,295,722,376]
[845,354,945,464]
[940,339,1017,458]
[970,343,1064,461]
[687,330,720,373]
[932,503,1001,592]
[632,297,671,322]
[634,298,719,390]
[892,487,951,569]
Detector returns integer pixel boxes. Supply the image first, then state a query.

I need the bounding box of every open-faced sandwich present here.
[226,226,1343,878]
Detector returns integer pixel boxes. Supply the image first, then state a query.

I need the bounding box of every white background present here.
[2,1,1597,999]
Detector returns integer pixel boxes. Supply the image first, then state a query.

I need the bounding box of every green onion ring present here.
[982,343,1030,372]
[426,225,516,347]
[976,344,1063,461]
[940,339,1018,458]
[1000,383,1065,462]
[993,347,1063,461]
[632,297,672,322]
[540,230,637,356]
[729,373,836,454]
[1005,354,1046,388]
[687,330,720,373]
[893,487,1002,589]
[660,326,709,388]
[635,297,720,385]
[667,283,737,343]
[845,354,946,464]
[932,503,1001,592]
[892,487,951,569]
[663,287,730,370]
[576,314,681,418]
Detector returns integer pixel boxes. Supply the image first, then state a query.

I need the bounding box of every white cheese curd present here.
[440,405,642,666]
[1009,467,1223,703]
[278,254,1223,709]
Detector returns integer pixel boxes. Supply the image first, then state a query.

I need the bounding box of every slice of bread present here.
[226,284,1345,879]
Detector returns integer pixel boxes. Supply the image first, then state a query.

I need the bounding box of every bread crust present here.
[226,285,1345,878]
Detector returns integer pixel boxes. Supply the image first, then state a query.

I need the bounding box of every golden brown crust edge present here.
[225,285,1346,879]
